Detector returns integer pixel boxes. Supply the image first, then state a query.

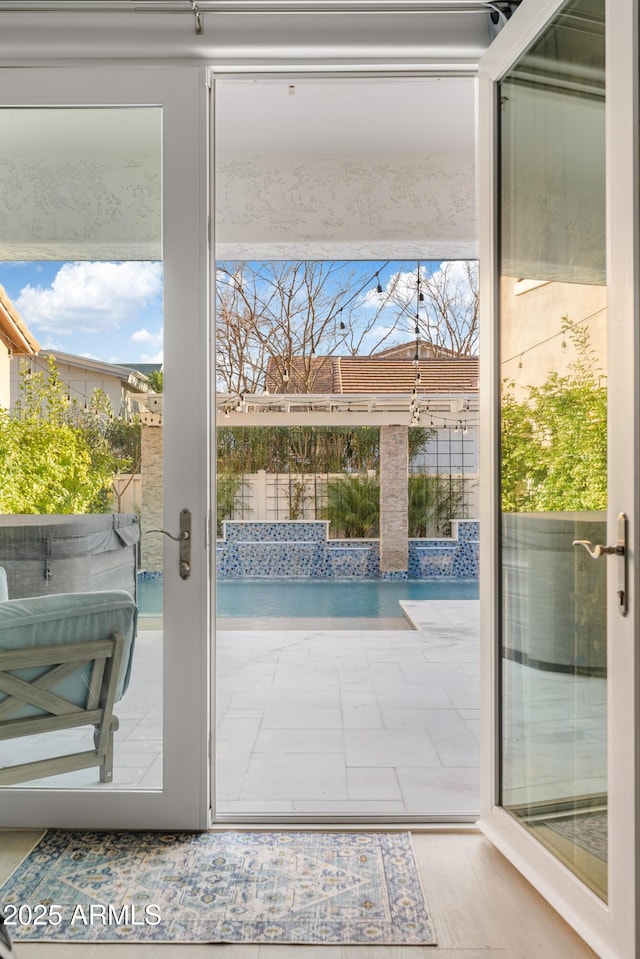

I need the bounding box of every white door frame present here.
[0,65,212,831]
[477,2,639,957]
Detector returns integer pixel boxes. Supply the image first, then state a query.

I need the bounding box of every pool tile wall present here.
[217,520,478,580]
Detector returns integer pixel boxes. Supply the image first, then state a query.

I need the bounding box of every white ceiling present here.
[0,77,477,261]
[0,10,492,65]
[214,75,477,259]
[215,77,475,158]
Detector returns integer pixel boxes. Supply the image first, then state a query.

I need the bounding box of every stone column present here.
[379,425,408,573]
[140,415,163,571]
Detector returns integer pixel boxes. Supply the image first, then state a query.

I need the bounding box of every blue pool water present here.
[138,577,478,618]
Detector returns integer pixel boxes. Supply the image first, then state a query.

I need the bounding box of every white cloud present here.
[38,337,65,351]
[131,328,155,343]
[130,324,163,358]
[139,349,164,364]
[16,261,162,336]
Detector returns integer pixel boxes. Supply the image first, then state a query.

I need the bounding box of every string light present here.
[501,307,606,368]
[328,261,390,328]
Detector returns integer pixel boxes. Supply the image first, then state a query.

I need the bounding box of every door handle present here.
[572,512,627,616]
[572,541,623,559]
[146,508,192,580]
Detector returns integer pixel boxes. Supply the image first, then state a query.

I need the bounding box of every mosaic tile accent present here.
[328,546,371,579]
[452,520,480,542]
[414,546,455,577]
[223,521,328,543]
[217,521,478,582]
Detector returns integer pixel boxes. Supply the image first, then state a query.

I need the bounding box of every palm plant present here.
[322,474,380,538]
[408,474,466,537]
[216,472,248,535]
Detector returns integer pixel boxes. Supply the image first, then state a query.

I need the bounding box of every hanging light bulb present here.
[454,421,459,433]
[282,368,289,383]
[517,354,523,369]
[561,337,567,353]
[376,273,383,295]
[339,308,346,331]
[415,370,422,383]
[224,408,230,419]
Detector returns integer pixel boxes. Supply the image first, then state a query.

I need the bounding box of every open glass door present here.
[0,67,210,830]
[479,1,639,956]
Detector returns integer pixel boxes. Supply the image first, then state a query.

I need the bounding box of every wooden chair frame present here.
[0,632,124,786]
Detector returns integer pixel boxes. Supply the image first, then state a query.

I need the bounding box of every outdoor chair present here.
[0,566,137,786]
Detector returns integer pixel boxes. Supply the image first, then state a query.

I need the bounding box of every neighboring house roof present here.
[264,345,478,395]
[121,363,162,377]
[373,341,459,360]
[41,350,150,393]
[338,356,478,394]
[265,355,339,394]
[0,285,40,355]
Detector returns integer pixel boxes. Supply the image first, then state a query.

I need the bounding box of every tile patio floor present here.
[0,601,482,817]
[215,599,480,817]
[3,598,606,820]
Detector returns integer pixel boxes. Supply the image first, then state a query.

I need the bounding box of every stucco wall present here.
[141,421,163,572]
[0,341,9,409]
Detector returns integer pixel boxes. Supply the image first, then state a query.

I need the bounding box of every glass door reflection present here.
[498,0,608,899]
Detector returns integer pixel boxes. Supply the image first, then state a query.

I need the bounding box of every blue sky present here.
[0,261,163,366]
[0,259,472,367]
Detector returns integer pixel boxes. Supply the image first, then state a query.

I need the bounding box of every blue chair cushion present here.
[0,590,137,719]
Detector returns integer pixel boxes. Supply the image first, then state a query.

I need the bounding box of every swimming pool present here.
[138,576,478,618]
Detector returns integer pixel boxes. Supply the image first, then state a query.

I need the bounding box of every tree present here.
[147,369,164,392]
[0,357,134,514]
[217,425,431,477]
[501,318,606,512]
[216,472,247,535]
[215,260,479,395]
[106,415,142,512]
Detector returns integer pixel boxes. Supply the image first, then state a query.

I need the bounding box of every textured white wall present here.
[216,151,476,261]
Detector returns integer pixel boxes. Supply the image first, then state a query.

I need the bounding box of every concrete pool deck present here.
[2,600,481,817]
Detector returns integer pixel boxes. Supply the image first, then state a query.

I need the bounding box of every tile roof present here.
[0,284,39,355]
[337,356,478,394]
[264,348,478,395]
[265,356,338,393]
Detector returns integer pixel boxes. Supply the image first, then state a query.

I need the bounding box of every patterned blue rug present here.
[0,830,436,945]
[545,811,608,863]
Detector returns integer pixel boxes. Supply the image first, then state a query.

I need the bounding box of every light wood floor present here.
[0,829,599,958]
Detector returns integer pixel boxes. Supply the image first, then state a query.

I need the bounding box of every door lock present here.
[573,512,627,616]
[146,508,192,580]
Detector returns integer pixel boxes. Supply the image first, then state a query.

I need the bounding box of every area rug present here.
[545,811,608,863]
[0,830,436,945]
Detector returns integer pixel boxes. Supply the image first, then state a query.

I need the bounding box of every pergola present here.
[214,390,479,571]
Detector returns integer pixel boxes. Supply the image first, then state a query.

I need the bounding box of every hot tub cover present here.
[0,514,140,599]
